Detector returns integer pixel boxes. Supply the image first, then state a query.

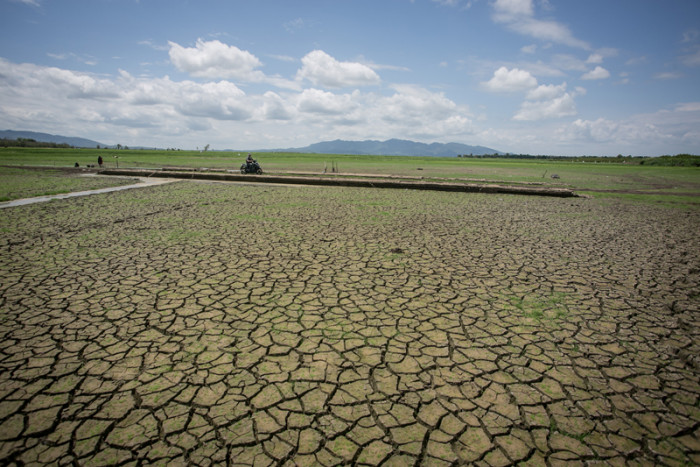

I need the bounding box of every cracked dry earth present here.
[0,181,698,466]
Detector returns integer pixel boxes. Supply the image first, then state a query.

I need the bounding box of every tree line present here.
[0,138,133,150]
[0,138,72,148]
[1,137,697,166]
[457,153,700,166]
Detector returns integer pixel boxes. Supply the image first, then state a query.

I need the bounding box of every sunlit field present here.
[0,176,698,464]
[2,147,699,205]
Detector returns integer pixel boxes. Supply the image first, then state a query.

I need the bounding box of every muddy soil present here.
[0,182,698,465]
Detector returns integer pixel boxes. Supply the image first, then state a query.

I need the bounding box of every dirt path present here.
[0,176,176,209]
[0,182,698,465]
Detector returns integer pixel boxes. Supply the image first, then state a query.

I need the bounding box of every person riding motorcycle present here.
[245,154,256,170]
[241,154,263,174]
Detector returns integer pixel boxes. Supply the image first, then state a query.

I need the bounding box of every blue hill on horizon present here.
[279,138,503,157]
[0,130,106,148]
[2,131,504,156]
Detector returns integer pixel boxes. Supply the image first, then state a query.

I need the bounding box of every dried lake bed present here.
[0,180,698,465]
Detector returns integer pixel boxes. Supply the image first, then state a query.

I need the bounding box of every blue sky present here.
[1,0,699,156]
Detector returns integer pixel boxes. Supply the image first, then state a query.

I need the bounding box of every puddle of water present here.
[0,177,175,209]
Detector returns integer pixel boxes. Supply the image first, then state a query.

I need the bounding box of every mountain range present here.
[0,130,106,148]
[280,139,502,157]
[2,130,503,156]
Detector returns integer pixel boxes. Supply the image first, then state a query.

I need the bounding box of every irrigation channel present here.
[0,168,578,209]
[100,168,580,197]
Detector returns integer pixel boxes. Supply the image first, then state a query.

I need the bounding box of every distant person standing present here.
[98,155,103,168]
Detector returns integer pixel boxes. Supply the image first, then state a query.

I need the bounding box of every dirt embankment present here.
[100,168,580,197]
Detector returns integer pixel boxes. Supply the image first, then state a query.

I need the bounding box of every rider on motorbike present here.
[241,154,263,174]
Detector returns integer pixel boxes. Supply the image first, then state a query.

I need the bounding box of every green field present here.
[0,166,141,202]
[1,147,699,206]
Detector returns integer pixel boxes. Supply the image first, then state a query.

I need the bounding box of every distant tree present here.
[0,138,70,148]
[643,154,700,167]
[204,144,210,152]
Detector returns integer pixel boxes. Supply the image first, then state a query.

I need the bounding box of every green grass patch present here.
[0,166,136,201]
[506,292,570,321]
[582,191,700,209]
[3,147,699,199]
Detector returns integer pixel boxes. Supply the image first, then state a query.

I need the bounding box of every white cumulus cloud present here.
[514,93,576,121]
[297,88,359,115]
[513,82,581,121]
[558,104,700,151]
[525,82,567,101]
[373,85,472,138]
[175,81,252,121]
[581,66,610,80]
[168,39,264,81]
[483,66,538,92]
[561,117,661,144]
[296,50,380,88]
[380,84,459,120]
[258,91,295,121]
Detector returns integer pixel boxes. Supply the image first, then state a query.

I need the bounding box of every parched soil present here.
[0,181,698,465]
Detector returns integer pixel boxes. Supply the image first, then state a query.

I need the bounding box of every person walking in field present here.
[98,155,103,168]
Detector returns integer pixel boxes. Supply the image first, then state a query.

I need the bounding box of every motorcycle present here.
[240,159,263,174]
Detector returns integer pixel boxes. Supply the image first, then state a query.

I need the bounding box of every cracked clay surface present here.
[0,181,698,465]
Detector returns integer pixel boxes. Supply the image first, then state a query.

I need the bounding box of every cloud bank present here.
[0,49,471,149]
[1,27,698,156]
[491,0,589,49]
[168,39,264,81]
[297,50,381,88]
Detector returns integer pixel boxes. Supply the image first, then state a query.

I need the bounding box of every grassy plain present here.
[0,166,139,202]
[2,147,699,206]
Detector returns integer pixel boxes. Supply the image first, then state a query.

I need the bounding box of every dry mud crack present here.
[0,182,698,465]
